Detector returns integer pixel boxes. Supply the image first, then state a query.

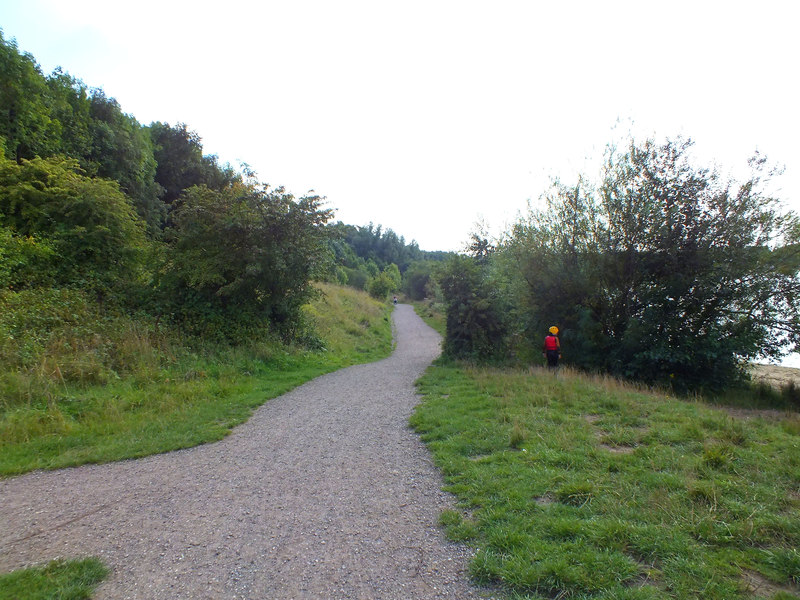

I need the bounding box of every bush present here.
[501,137,800,392]
[159,182,333,339]
[368,267,399,300]
[402,260,434,300]
[0,156,147,295]
[439,255,506,360]
[0,226,56,288]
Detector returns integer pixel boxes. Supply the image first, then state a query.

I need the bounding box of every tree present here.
[0,35,163,233]
[402,260,435,300]
[0,155,147,293]
[148,122,237,209]
[161,181,333,336]
[368,264,401,299]
[86,91,162,232]
[503,178,604,367]
[368,272,395,299]
[45,69,93,164]
[0,32,61,162]
[0,225,55,289]
[504,137,800,391]
[332,221,427,272]
[439,254,507,360]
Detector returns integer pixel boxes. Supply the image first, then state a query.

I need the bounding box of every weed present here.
[782,416,800,436]
[763,548,800,585]
[509,421,527,449]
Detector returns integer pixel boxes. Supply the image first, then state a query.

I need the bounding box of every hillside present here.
[0,283,393,477]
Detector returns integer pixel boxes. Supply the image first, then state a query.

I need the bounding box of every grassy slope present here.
[0,283,393,477]
[0,284,393,597]
[411,362,800,600]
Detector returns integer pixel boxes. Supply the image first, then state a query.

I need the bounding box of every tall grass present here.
[411,361,800,599]
[0,282,392,476]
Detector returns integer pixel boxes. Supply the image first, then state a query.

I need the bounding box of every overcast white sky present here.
[2,0,798,254]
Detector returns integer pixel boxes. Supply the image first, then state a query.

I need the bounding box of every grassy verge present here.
[0,559,108,600]
[0,283,392,477]
[411,298,446,336]
[411,362,800,599]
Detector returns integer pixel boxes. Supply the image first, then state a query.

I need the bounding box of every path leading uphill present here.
[0,305,488,599]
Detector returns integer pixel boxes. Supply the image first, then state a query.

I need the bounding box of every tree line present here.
[326,222,450,299]
[0,32,419,342]
[434,138,800,393]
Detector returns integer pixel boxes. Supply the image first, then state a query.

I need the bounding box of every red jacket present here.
[543,334,560,352]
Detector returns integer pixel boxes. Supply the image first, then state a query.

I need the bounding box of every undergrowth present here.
[0,282,392,476]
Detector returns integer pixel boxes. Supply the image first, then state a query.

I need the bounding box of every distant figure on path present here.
[543,326,561,369]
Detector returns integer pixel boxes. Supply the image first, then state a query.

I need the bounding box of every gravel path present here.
[0,305,489,599]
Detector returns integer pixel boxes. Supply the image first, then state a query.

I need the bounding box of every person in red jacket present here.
[542,326,561,369]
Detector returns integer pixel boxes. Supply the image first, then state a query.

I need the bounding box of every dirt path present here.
[0,305,487,599]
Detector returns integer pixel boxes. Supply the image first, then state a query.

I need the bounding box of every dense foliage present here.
[0,31,334,342]
[1,32,237,234]
[326,221,451,299]
[160,182,332,337]
[439,138,800,393]
[0,155,146,294]
[438,254,507,360]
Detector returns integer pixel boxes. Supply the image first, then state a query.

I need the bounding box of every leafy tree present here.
[0,155,147,294]
[439,254,507,360]
[383,263,401,290]
[0,34,164,234]
[0,32,61,162]
[503,177,603,367]
[368,271,395,300]
[0,225,55,289]
[327,221,452,295]
[504,137,800,392]
[45,69,93,163]
[402,260,435,300]
[161,181,333,336]
[368,264,401,299]
[148,121,237,209]
[343,267,369,290]
[331,222,429,272]
[86,91,162,232]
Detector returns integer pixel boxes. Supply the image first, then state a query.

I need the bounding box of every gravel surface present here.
[0,305,492,599]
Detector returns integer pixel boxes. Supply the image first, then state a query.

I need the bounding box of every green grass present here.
[0,558,108,600]
[0,282,393,476]
[411,298,446,336]
[411,362,800,600]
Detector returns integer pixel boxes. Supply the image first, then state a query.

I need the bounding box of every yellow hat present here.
[549,326,558,335]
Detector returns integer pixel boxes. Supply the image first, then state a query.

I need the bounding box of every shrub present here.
[0,156,147,295]
[159,182,332,339]
[439,255,506,360]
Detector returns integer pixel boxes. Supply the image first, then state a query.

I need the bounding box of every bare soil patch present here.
[742,569,799,598]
